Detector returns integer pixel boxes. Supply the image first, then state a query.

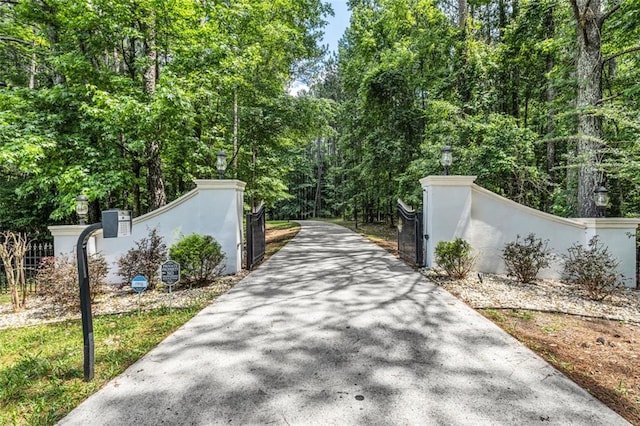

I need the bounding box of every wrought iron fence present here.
[0,241,54,294]
[246,203,266,270]
[397,199,424,267]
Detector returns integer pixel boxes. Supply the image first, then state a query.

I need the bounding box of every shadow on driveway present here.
[58,221,629,425]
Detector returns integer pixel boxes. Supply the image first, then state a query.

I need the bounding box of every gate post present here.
[419,176,477,268]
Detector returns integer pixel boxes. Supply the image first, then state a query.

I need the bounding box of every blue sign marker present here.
[131,275,148,293]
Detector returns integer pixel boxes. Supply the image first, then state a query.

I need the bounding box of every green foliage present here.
[169,234,225,286]
[502,233,552,284]
[435,238,475,279]
[36,254,107,310]
[0,0,331,229]
[562,236,624,301]
[116,228,168,290]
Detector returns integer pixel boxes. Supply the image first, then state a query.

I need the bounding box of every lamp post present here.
[216,150,228,179]
[594,185,609,218]
[76,195,88,225]
[441,145,453,176]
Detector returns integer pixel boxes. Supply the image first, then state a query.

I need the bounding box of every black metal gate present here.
[397,199,424,267]
[246,203,266,270]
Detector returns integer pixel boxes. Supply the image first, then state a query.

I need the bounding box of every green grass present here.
[323,219,397,242]
[0,293,11,304]
[266,220,299,230]
[0,291,225,425]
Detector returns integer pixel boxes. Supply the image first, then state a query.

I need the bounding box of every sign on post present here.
[161,260,180,287]
[131,275,148,293]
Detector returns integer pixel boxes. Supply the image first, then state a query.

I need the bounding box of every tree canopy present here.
[277,0,640,222]
[2,0,640,231]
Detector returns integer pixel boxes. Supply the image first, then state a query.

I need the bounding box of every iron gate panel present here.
[246,203,266,270]
[397,199,424,267]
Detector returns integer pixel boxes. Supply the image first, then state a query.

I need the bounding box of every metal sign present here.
[131,275,148,293]
[161,260,180,286]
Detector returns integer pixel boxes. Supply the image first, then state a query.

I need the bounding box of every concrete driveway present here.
[58,221,629,425]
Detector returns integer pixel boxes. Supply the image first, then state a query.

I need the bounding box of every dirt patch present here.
[264,223,301,260]
[482,309,640,424]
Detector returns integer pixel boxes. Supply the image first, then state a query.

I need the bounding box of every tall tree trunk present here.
[143,13,166,211]
[545,3,556,184]
[314,138,323,218]
[458,0,468,28]
[571,0,606,217]
[233,89,239,178]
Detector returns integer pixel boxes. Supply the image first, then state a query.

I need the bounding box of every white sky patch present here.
[288,80,309,97]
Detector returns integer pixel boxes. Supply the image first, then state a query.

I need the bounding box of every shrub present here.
[169,234,225,286]
[502,233,552,284]
[562,236,623,301]
[435,238,475,279]
[36,253,108,311]
[117,228,167,290]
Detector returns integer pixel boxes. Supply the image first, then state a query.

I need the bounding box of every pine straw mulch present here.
[425,270,640,425]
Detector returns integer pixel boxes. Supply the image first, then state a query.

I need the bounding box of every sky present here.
[323,0,351,54]
[290,0,351,95]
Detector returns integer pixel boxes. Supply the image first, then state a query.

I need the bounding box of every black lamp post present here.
[216,150,228,179]
[594,185,609,218]
[441,145,453,176]
[76,195,88,225]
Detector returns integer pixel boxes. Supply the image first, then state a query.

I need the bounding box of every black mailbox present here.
[101,209,132,238]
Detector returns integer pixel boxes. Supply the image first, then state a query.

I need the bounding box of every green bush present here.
[117,228,167,290]
[502,233,552,284]
[169,234,225,287]
[36,253,107,311]
[435,238,475,279]
[562,236,623,301]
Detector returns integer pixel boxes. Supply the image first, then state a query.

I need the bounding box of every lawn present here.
[0,303,210,425]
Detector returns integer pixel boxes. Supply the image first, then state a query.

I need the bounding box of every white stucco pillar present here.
[419,176,477,268]
[48,225,97,257]
[192,179,246,275]
[573,218,640,287]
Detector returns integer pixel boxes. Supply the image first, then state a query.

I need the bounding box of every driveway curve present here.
[58,220,629,425]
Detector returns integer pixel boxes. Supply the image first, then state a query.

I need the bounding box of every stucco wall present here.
[49,180,246,284]
[421,176,640,287]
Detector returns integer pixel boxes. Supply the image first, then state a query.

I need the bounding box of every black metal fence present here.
[0,241,54,294]
[246,203,266,270]
[397,199,424,267]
